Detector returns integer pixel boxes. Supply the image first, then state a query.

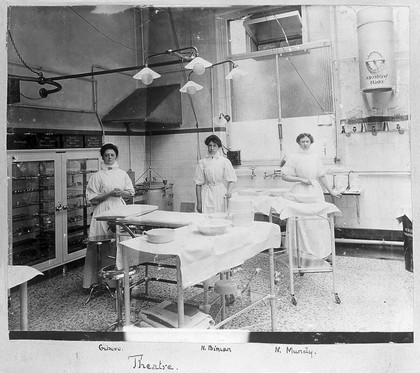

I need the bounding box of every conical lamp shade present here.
[225,67,247,80]
[179,81,204,95]
[133,67,161,84]
[185,57,213,75]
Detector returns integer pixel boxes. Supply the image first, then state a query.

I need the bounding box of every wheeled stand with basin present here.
[284,214,341,306]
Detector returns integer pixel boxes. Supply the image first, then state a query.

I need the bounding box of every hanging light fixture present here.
[185,56,212,75]
[133,66,161,85]
[179,80,204,95]
[133,46,202,85]
[8,35,245,99]
[225,66,248,81]
[180,59,247,95]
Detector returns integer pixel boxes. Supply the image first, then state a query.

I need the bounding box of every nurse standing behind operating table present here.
[194,134,237,214]
[281,133,341,259]
[83,143,135,290]
[281,133,341,201]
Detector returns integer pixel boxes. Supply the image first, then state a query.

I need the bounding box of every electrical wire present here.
[167,8,202,162]
[272,15,329,115]
[69,7,141,53]
[19,93,43,101]
[7,30,44,78]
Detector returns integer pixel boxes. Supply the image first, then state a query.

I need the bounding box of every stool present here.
[214,279,237,325]
[85,236,116,305]
[100,264,137,331]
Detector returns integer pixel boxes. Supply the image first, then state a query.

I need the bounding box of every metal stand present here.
[135,166,167,187]
[286,214,341,306]
[100,264,137,331]
[213,211,277,331]
[85,236,116,305]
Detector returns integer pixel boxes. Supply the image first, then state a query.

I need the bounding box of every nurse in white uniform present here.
[281,133,341,259]
[194,134,237,214]
[83,143,135,290]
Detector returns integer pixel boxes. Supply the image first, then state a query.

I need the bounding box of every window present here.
[221,6,333,120]
[228,7,302,54]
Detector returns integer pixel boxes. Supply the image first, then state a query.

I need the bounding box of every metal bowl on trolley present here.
[143,228,175,244]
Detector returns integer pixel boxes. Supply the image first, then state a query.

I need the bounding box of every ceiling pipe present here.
[8,46,200,98]
[48,58,191,81]
[9,74,63,98]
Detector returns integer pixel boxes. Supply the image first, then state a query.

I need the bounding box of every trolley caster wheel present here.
[299,272,305,277]
[335,293,341,304]
[291,295,297,306]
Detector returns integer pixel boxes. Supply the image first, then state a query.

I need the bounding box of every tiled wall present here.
[332,129,411,230]
[325,174,411,230]
[337,130,411,172]
[125,131,228,212]
[104,135,147,185]
[107,130,412,231]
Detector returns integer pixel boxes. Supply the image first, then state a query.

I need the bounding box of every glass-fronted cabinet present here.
[65,157,98,259]
[8,150,100,271]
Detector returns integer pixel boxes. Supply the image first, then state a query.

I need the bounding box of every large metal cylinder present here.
[357,7,396,92]
[138,182,173,211]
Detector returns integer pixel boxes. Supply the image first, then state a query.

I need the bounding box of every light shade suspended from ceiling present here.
[179,59,247,95]
[179,80,204,95]
[184,56,213,75]
[131,47,213,87]
[8,44,246,98]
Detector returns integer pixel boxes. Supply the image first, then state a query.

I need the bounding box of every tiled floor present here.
[8,253,413,334]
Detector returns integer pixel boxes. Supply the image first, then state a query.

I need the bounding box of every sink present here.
[236,188,269,196]
[235,187,289,197]
[266,188,290,197]
[341,189,362,195]
[325,189,362,195]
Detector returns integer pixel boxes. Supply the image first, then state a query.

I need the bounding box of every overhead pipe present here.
[9,46,200,98]
[8,73,63,98]
[48,57,192,81]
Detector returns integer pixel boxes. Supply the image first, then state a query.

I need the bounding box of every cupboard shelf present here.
[8,151,100,270]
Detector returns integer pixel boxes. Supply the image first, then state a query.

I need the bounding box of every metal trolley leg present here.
[268,209,277,331]
[287,218,297,306]
[329,216,341,304]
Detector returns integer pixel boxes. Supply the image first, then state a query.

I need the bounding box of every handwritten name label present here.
[98,344,123,352]
[201,345,232,352]
[128,354,177,370]
[274,346,316,358]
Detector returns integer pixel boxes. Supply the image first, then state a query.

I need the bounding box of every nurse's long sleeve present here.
[224,158,237,182]
[194,161,205,185]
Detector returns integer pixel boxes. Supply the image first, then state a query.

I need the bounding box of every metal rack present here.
[279,213,341,306]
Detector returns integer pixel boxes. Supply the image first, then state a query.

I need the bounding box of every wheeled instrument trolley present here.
[284,214,341,305]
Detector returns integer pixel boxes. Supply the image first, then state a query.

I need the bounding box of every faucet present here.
[250,167,256,179]
[346,170,354,190]
[264,169,282,179]
[273,169,282,179]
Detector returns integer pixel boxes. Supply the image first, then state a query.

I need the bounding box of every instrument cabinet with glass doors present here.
[7,149,100,271]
